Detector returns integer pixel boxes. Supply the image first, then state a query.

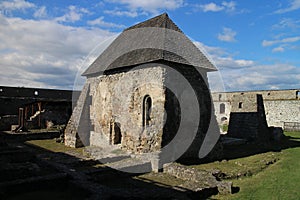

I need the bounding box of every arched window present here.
[220,103,225,114]
[143,95,152,127]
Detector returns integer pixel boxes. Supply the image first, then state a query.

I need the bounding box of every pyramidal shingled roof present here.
[82,13,216,76]
[124,13,183,33]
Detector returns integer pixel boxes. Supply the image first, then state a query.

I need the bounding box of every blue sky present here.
[0,0,299,91]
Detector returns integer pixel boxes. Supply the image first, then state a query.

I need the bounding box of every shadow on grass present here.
[0,131,218,200]
[178,132,300,165]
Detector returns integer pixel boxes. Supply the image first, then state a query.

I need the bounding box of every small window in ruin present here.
[34,90,39,96]
[113,122,122,144]
[221,117,227,122]
[219,94,222,101]
[296,91,299,99]
[267,92,271,95]
[238,102,243,108]
[241,92,244,95]
[143,95,152,127]
[0,88,3,92]
[220,103,225,114]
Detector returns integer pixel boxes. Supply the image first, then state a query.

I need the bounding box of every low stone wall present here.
[163,163,232,195]
[0,115,18,131]
[284,122,300,132]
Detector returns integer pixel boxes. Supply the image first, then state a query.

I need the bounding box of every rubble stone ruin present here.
[227,94,272,142]
[65,13,218,162]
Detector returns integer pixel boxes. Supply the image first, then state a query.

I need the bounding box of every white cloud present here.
[33,6,47,18]
[87,17,126,29]
[0,14,115,89]
[55,5,90,23]
[104,9,139,17]
[197,1,236,12]
[0,0,35,11]
[194,41,300,91]
[272,46,285,53]
[218,27,237,42]
[108,0,184,13]
[275,0,300,14]
[262,36,300,47]
[199,3,224,12]
[272,18,300,30]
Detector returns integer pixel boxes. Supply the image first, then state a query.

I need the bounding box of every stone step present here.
[106,157,152,173]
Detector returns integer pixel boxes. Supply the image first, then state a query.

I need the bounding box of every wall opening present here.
[296,91,299,99]
[220,103,225,114]
[113,122,121,144]
[219,94,222,101]
[34,90,39,96]
[238,102,243,109]
[221,117,227,122]
[142,95,152,127]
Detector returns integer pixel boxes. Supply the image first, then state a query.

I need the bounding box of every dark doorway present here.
[113,122,122,144]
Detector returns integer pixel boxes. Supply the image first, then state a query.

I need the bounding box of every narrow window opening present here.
[142,95,152,127]
[238,102,243,109]
[218,94,222,101]
[220,103,225,114]
[34,90,39,96]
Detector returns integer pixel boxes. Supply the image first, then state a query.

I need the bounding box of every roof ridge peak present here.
[124,13,183,33]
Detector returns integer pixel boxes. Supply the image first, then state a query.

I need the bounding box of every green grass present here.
[212,131,300,200]
[26,139,84,155]
[25,132,300,199]
[219,124,229,132]
[191,151,281,180]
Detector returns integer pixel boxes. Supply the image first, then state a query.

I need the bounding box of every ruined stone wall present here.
[162,63,212,159]
[0,115,18,131]
[265,100,300,128]
[65,78,96,147]
[90,65,166,153]
[212,89,300,128]
[227,95,271,142]
[213,102,231,125]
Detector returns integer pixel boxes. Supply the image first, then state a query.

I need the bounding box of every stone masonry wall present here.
[265,100,300,128]
[90,65,166,153]
[65,79,95,148]
[212,89,300,129]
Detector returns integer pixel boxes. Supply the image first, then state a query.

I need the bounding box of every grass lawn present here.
[24,132,300,199]
[25,139,84,155]
[212,131,300,200]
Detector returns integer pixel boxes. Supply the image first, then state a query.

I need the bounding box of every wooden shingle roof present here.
[82,13,216,76]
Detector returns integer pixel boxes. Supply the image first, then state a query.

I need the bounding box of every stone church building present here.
[65,13,217,159]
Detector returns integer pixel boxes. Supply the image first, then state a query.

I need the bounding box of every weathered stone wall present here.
[0,115,18,131]
[212,89,300,128]
[265,100,300,128]
[65,80,94,147]
[163,63,212,159]
[227,95,271,142]
[66,62,215,160]
[90,65,166,153]
[163,163,232,194]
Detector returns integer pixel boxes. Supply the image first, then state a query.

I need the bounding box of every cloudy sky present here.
[0,0,299,91]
